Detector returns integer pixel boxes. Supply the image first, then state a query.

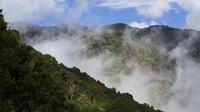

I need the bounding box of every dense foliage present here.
[0,10,162,112]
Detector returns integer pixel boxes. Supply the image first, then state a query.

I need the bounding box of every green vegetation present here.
[0,10,162,112]
[83,29,165,75]
[0,9,7,31]
[84,31,123,57]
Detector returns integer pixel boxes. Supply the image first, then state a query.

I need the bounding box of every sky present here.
[0,0,200,30]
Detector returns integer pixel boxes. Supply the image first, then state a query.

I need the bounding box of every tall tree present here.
[0,9,7,30]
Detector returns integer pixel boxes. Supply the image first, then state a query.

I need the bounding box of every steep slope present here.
[12,21,200,111]
[0,10,161,112]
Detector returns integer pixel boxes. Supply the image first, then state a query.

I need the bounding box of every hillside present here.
[0,10,162,112]
[12,19,200,111]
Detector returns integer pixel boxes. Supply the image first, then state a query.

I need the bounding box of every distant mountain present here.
[15,22,200,56]
[0,10,162,112]
[15,22,200,70]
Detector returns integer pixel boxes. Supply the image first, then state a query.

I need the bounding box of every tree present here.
[0,9,7,30]
[67,80,78,100]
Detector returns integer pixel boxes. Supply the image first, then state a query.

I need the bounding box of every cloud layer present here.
[17,23,200,112]
[0,0,66,22]
[129,21,157,28]
[97,0,175,18]
[1,0,200,30]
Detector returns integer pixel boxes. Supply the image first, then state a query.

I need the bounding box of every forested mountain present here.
[0,10,162,112]
[11,15,200,112]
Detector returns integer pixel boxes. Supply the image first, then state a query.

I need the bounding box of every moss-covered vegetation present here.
[0,10,162,112]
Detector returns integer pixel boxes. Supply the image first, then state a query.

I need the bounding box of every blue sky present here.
[34,0,187,28]
[79,5,187,28]
[0,0,200,30]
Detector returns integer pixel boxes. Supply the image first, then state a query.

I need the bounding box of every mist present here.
[14,23,200,112]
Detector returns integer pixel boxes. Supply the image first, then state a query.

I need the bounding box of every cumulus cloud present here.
[97,0,176,18]
[0,0,66,22]
[129,21,157,28]
[177,0,200,30]
[0,0,95,24]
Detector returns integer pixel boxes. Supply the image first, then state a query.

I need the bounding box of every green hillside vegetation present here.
[0,10,162,112]
[83,29,171,75]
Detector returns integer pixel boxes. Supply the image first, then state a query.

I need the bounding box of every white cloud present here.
[129,21,157,28]
[136,0,171,18]
[177,0,200,30]
[66,0,95,22]
[1,0,200,30]
[0,0,94,23]
[98,0,200,30]
[97,0,176,18]
[0,0,66,22]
